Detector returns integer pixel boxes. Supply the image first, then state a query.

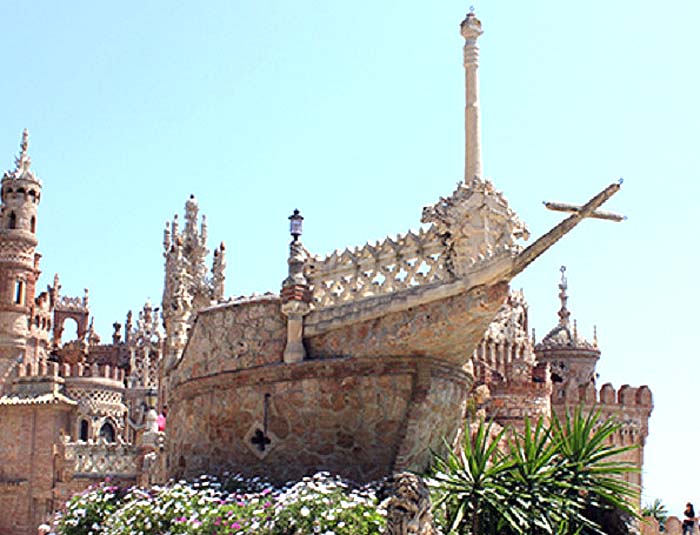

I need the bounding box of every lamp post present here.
[281,209,311,363]
[145,387,158,411]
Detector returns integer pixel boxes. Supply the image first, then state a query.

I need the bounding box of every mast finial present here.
[557,265,570,327]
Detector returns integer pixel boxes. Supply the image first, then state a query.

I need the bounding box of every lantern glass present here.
[145,388,158,410]
[289,209,303,237]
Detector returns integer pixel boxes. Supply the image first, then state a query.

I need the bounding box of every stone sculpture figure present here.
[383,472,437,535]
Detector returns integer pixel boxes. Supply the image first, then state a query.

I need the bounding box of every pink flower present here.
[262,488,272,496]
[231,521,242,530]
[264,501,272,508]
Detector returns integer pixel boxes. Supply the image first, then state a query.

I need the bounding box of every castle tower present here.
[161,195,225,373]
[534,266,600,386]
[535,267,653,504]
[0,130,43,372]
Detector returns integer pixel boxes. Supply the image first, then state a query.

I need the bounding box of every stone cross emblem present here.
[250,428,271,452]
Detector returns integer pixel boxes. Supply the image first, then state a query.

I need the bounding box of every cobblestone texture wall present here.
[167,298,474,484]
[170,297,286,383]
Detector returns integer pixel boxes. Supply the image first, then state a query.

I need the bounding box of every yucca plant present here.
[507,417,582,534]
[551,407,641,535]
[431,418,520,535]
[430,407,641,535]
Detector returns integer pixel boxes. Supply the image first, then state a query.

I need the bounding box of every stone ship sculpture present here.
[163,11,625,484]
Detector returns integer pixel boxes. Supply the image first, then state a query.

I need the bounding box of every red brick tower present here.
[0,130,42,377]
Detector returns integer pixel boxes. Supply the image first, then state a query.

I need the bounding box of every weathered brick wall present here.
[487,382,552,430]
[552,381,653,505]
[0,404,74,535]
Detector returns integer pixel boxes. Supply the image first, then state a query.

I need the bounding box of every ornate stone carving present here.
[384,472,436,535]
[2,129,40,184]
[421,178,529,277]
[162,196,223,370]
[482,289,530,346]
[63,439,139,477]
[305,226,449,309]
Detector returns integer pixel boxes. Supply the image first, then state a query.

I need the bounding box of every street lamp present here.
[145,387,158,411]
[288,209,303,241]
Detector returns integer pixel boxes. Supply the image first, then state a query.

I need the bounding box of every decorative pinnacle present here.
[8,128,33,178]
[557,265,570,327]
[593,325,598,348]
[460,9,483,40]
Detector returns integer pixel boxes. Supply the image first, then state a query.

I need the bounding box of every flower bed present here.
[55,472,387,535]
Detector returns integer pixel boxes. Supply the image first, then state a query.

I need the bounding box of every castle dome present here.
[534,266,599,386]
[534,266,598,354]
[536,322,597,352]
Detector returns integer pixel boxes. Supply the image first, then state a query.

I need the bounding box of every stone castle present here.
[0,11,652,535]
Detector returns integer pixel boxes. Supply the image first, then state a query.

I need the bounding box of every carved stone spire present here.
[460,10,484,183]
[16,129,31,174]
[593,325,598,348]
[4,129,39,183]
[212,242,226,301]
[162,196,220,370]
[557,265,570,327]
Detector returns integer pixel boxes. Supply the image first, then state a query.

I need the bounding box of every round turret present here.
[534,267,600,386]
[1,129,42,240]
[0,130,43,365]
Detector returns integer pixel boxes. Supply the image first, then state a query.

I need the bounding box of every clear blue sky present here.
[1,0,697,513]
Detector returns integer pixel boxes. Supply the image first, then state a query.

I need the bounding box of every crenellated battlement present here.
[553,381,653,409]
[15,360,125,383]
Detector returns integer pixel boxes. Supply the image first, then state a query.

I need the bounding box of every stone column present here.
[461,11,484,183]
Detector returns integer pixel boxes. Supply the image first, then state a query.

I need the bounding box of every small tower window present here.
[8,212,16,230]
[30,216,36,233]
[79,419,89,442]
[14,281,24,305]
[99,422,116,443]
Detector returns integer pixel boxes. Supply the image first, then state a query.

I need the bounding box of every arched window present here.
[30,216,36,233]
[79,419,89,441]
[99,422,116,443]
[8,212,16,230]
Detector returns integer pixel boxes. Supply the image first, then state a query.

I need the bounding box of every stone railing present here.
[305,226,450,309]
[301,179,623,336]
[56,294,88,311]
[63,440,139,478]
[303,179,530,317]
